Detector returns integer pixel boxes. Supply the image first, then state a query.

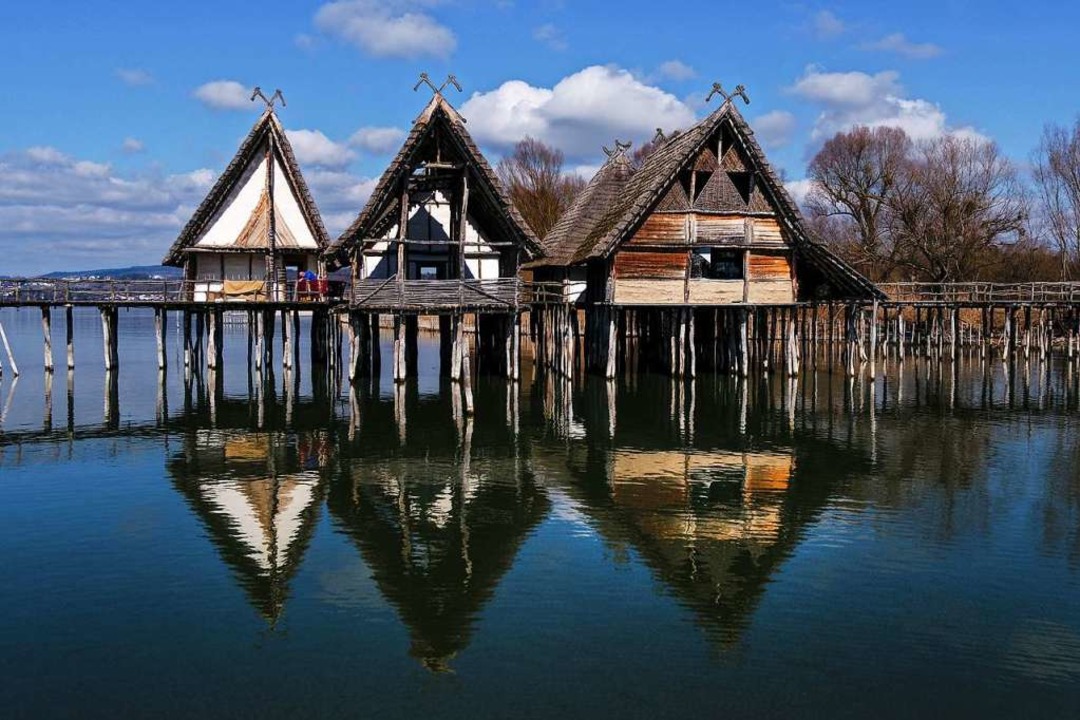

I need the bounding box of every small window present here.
[419,265,440,280]
[709,249,743,280]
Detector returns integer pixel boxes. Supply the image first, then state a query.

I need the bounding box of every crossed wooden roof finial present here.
[603,139,632,158]
[706,82,749,105]
[251,87,286,110]
[414,72,463,96]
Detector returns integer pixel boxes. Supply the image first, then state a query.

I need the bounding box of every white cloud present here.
[0,148,216,274]
[461,65,696,159]
[122,137,145,154]
[862,33,943,60]
[116,68,154,87]
[348,126,406,153]
[285,129,356,169]
[533,23,567,51]
[655,60,696,82]
[753,110,797,149]
[789,68,902,108]
[26,146,68,165]
[294,33,316,50]
[314,1,456,59]
[305,170,379,235]
[787,66,981,143]
[193,80,253,111]
[812,10,845,39]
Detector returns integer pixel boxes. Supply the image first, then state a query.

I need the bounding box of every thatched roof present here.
[528,148,635,268]
[326,93,541,268]
[163,109,330,266]
[536,101,882,299]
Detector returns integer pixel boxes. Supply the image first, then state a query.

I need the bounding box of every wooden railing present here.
[0,278,348,305]
[879,282,1080,304]
[351,277,524,310]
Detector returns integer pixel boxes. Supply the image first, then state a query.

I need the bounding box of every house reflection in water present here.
[556,442,818,647]
[328,454,550,672]
[168,429,333,623]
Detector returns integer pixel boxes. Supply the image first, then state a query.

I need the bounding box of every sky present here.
[1,0,1077,275]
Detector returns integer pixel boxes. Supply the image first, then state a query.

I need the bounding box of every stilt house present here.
[534,98,879,306]
[327,91,542,313]
[163,107,330,302]
[530,96,882,376]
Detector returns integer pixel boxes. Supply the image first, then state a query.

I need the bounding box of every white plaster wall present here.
[273,161,320,250]
[195,152,267,248]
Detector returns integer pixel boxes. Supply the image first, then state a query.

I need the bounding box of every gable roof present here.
[326,93,542,267]
[539,101,882,299]
[163,109,330,266]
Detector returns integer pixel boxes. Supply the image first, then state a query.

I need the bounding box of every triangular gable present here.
[328,94,541,266]
[163,109,329,266]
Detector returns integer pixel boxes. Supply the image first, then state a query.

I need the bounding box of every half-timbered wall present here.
[360,190,505,281]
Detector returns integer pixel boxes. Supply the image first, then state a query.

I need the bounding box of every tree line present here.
[497,118,1080,284]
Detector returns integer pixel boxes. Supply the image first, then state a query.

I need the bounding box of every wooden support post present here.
[100,307,118,372]
[254,310,263,371]
[687,308,696,379]
[393,314,404,383]
[950,307,958,364]
[738,309,749,378]
[183,310,193,369]
[462,352,474,415]
[0,317,17,377]
[155,308,167,371]
[281,309,292,371]
[66,306,74,371]
[348,312,359,383]
[207,308,219,370]
[869,300,878,380]
[605,308,617,379]
[195,311,205,367]
[450,313,461,380]
[42,306,54,373]
[512,313,521,383]
[292,310,301,372]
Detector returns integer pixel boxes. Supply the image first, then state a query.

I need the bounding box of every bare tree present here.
[1032,119,1080,279]
[891,135,1026,282]
[496,137,585,240]
[806,126,911,280]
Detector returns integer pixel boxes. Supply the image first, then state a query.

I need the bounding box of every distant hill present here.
[38,265,184,280]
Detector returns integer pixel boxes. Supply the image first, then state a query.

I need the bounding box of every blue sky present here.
[1,0,1076,275]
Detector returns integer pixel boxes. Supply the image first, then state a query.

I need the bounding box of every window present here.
[419,265,440,280]
[709,249,743,280]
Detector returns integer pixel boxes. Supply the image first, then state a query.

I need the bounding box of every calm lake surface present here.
[1,307,1079,718]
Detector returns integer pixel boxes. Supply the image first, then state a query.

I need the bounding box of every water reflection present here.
[167,419,333,623]
[537,374,873,647]
[3,310,1080,712]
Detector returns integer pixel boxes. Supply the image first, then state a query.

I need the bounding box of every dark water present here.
[1,307,1079,718]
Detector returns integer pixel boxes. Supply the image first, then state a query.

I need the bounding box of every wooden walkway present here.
[0,278,348,308]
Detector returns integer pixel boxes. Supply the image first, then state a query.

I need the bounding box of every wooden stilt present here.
[155,308,167,371]
[66,305,75,371]
[869,300,878,380]
[207,308,219,370]
[462,352,474,415]
[42,306,54,373]
[0,317,18,377]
